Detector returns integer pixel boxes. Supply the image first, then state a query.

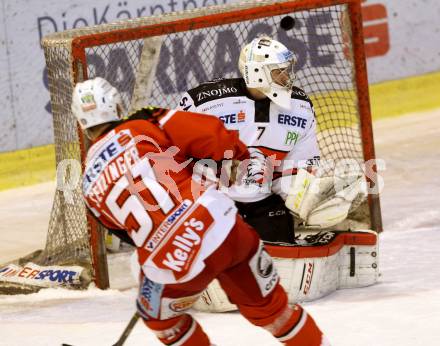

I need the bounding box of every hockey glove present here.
[285,168,367,228]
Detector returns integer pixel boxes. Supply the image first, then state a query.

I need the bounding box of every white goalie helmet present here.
[71,77,124,130]
[238,36,296,109]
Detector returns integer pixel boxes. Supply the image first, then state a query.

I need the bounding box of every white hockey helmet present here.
[238,36,296,109]
[71,77,124,130]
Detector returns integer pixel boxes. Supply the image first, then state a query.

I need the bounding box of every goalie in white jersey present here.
[177,36,375,314]
[178,36,321,244]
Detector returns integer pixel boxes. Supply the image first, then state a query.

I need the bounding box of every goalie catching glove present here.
[285,168,368,228]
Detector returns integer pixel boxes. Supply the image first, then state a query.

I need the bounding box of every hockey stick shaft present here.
[113,311,140,346]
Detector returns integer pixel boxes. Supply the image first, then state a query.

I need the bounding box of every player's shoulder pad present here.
[291,86,313,107]
[187,78,247,106]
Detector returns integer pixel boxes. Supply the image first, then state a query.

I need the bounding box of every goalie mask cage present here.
[5,0,383,291]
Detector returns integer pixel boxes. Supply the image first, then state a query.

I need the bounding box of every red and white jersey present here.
[82,108,248,284]
[178,78,320,203]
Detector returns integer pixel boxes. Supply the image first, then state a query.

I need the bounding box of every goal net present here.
[1,0,382,292]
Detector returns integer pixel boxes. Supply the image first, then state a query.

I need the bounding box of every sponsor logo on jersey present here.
[84,142,122,188]
[168,295,200,312]
[285,131,300,145]
[250,243,279,297]
[200,102,224,112]
[257,249,274,278]
[196,86,238,102]
[233,99,247,105]
[207,77,225,83]
[116,133,132,147]
[138,276,164,319]
[237,110,246,122]
[219,111,246,124]
[84,131,132,186]
[145,200,193,252]
[151,204,214,280]
[278,114,308,129]
[83,130,140,203]
[299,103,310,111]
[179,96,193,111]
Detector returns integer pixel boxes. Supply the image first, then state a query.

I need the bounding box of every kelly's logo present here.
[151,204,214,280]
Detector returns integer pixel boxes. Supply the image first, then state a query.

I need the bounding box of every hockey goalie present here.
[177,36,379,312]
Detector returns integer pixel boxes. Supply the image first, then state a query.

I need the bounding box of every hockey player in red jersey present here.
[71,77,329,346]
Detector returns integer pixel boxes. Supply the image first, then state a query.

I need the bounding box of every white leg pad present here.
[193,230,379,312]
[192,279,236,312]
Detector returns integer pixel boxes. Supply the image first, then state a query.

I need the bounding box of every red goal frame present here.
[68,0,382,289]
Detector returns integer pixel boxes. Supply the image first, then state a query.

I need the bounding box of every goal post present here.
[3,0,382,292]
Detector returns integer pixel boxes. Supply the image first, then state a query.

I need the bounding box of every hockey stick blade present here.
[113,311,140,346]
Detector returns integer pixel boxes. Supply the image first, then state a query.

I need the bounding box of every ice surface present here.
[1,109,439,346]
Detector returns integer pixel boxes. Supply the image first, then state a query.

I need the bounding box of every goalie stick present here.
[61,311,140,346]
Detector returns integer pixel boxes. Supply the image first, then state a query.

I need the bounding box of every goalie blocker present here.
[193,230,378,312]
